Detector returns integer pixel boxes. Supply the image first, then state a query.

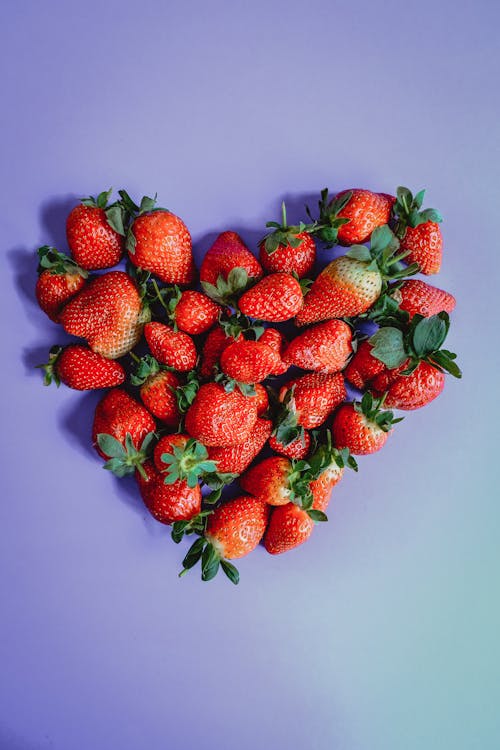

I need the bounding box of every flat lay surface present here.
[1,1,499,749]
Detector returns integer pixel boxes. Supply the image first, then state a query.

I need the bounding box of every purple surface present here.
[1,2,499,749]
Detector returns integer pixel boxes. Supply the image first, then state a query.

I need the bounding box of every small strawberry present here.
[35,246,87,322]
[259,202,316,278]
[238,273,303,322]
[60,271,150,359]
[136,460,202,524]
[371,361,446,410]
[263,503,315,555]
[199,324,240,378]
[220,338,286,384]
[389,279,456,319]
[200,231,263,304]
[392,186,443,274]
[311,188,395,246]
[207,418,272,474]
[130,354,182,425]
[144,321,197,372]
[66,189,126,270]
[332,393,403,455]
[283,319,353,373]
[279,372,346,429]
[344,340,386,390]
[269,431,311,460]
[185,383,258,446]
[240,456,295,506]
[38,345,125,390]
[125,193,195,285]
[165,288,220,335]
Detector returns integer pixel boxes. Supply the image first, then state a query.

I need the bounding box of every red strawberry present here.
[60,271,149,359]
[185,383,258,446]
[205,496,269,559]
[38,345,125,390]
[238,273,303,322]
[66,190,125,270]
[240,456,294,506]
[220,339,286,383]
[279,372,346,429]
[390,279,456,319]
[136,460,201,524]
[259,327,287,359]
[254,383,269,415]
[127,198,194,285]
[313,188,394,246]
[283,319,353,373]
[169,289,220,334]
[153,433,192,472]
[144,321,197,372]
[269,431,311,460]
[344,340,385,390]
[199,325,240,378]
[35,246,87,322]
[200,231,262,286]
[139,369,181,425]
[259,202,316,278]
[207,418,272,474]
[332,393,402,455]
[371,361,446,410]
[392,187,443,274]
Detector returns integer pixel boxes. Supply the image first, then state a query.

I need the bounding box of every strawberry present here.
[199,324,240,378]
[240,456,295,506]
[166,288,220,335]
[332,393,402,455]
[220,338,286,383]
[238,273,303,322]
[185,383,258,446]
[389,279,456,319]
[35,246,87,322]
[263,503,315,555]
[60,271,150,359]
[296,225,416,325]
[392,187,443,274]
[125,193,194,285]
[207,418,272,474]
[138,368,181,426]
[254,383,269,415]
[66,189,126,270]
[279,372,346,429]
[136,460,202,524]
[200,231,263,304]
[38,345,125,390]
[269,431,311,460]
[259,327,287,359]
[311,188,395,246]
[144,321,197,372]
[153,433,218,488]
[371,361,446,410]
[344,340,386,390]
[259,202,316,278]
[283,319,353,373]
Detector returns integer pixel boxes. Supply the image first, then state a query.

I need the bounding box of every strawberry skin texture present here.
[199,325,240,378]
[140,370,181,425]
[254,383,269,415]
[240,456,293,506]
[66,204,124,270]
[36,270,86,322]
[283,319,353,373]
[296,257,382,325]
[371,361,445,410]
[144,322,197,372]
[136,461,201,524]
[207,418,271,473]
[336,189,394,245]
[332,403,389,455]
[173,291,220,335]
[259,233,316,278]
[391,279,455,318]
[343,341,385,390]
[56,345,125,390]
[205,495,269,559]
[280,372,346,429]
[269,431,311,460]
[185,383,258,446]
[238,273,303,322]
[220,339,286,383]
[92,389,156,459]
[60,271,148,359]
[129,210,194,285]
[200,231,263,285]
[400,221,442,275]
[153,433,190,472]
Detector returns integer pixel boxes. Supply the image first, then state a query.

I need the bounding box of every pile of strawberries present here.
[35,186,461,584]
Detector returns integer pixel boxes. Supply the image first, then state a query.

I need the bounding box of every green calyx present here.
[171,510,213,544]
[369,312,462,377]
[179,536,240,584]
[36,345,63,386]
[219,310,265,341]
[345,224,420,281]
[202,471,240,505]
[158,438,217,488]
[306,188,353,248]
[81,188,131,238]
[98,431,156,479]
[272,386,305,447]
[130,353,163,386]
[214,369,256,397]
[392,186,443,237]
[201,267,252,306]
[118,190,167,254]
[353,392,403,432]
[262,201,316,255]
[362,285,411,327]
[37,245,87,278]
[176,371,201,413]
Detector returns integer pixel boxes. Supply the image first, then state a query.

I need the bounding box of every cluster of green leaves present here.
[219,310,265,341]
[354,392,404,433]
[214,367,256,397]
[201,267,253,306]
[36,345,63,387]
[262,201,316,255]
[97,431,156,479]
[345,225,420,281]
[271,386,304,447]
[392,186,443,234]
[306,188,352,247]
[37,245,87,278]
[179,537,239,584]
[159,438,217,488]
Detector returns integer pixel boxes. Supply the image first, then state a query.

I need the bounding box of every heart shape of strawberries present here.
[35,186,461,584]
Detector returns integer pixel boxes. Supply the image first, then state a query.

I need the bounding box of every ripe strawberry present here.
[392,187,443,274]
[390,279,456,319]
[259,327,287,359]
[126,194,194,285]
[167,289,220,334]
[371,361,446,410]
[259,202,316,278]
[185,383,258,446]
[263,503,315,555]
[240,456,295,506]
[220,339,286,383]
[279,372,346,429]
[269,431,311,460]
[332,393,402,455]
[66,190,125,270]
[139,369,181,425]
[200,231,262,289]
[344,340,386,390]
[60,271,149,359]
[144,321,197,372]
[38,345,125,390]
[283,319,353,373]
[312,188,395,246]
[35,246,87,322]
[207,418,272,474]
[254,383,269,415]
[153,433,217,487]
[136,460,201,524]
[238,273,303,322]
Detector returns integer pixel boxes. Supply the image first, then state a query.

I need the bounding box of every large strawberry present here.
[220,338,286,384]
[136,460,202,524]
[207,418,272,474]
[332,393,403,455]
[371,361,446,410]
[259,202,316,278]
[185,383,258,446]
[283,319,353,373]
[144,321,197,372]
[60,271,149,359]
[200,231,263,305]
[38,345,125,390]
[66,189,126,270]
[391,187,443,274]
[389,279,456,319]
[311,188,395,246]
[279,372,346,429]
[238,273,303,322]
[35,246,87,322]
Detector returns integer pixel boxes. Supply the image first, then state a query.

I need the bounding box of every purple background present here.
[1,1,499,748]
